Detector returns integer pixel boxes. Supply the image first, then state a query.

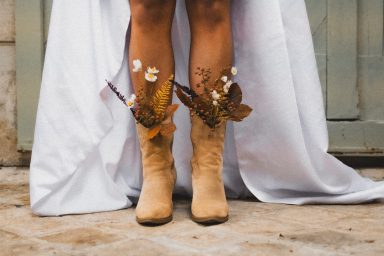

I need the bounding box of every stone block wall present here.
[0,0,30,166]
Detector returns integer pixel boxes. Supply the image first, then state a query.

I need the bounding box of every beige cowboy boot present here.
[135,121,176,225]
[190,115,229,224]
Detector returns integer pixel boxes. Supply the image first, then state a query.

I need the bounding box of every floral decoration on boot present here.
[106,59,178,139]
[172,66,252,130]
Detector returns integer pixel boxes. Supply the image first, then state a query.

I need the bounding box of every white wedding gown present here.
[30,0,384,216]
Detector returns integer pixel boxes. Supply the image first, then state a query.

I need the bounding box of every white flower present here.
[223,80,232,93]
[126,94,136,108]
[231,67,238,76]
[221,76,228,82]
[145,72,158,82]
[147,66,160,74]
[132,59,142,72]
[212,100,218,106]
[211,90,221,100]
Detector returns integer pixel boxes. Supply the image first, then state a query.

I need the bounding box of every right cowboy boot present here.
[190,115,229,224]
[173,66,252,224]
[135,121,176,225]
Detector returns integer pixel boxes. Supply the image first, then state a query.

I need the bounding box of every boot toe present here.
[191,201,229,224]
[136,203,173,224]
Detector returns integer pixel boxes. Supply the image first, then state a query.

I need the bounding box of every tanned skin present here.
[129,0,233,95]
[185,0,233,93]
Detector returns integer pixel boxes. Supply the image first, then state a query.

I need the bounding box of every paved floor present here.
[0,167,383,256]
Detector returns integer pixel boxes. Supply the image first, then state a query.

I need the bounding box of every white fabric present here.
[30,0,384,216]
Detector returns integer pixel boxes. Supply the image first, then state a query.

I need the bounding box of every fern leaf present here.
[151,75,174,118]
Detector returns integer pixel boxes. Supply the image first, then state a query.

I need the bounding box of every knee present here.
[190,0,230,28]
[130,0,175,29]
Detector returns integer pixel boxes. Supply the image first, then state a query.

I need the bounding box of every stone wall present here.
[0,0,30,166]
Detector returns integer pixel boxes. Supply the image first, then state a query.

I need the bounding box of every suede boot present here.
[190,115,229,224]
[135,122,176,225]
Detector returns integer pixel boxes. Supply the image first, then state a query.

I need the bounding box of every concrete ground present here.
[0,167,383,256]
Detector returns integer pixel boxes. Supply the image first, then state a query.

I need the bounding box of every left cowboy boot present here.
[135,118,176,225]
[107,74,178,225]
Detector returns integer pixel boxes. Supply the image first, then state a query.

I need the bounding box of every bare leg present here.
[129,0,177,225]
[185,0,233,224]
[129,0,176,94]
[185,0,233,93]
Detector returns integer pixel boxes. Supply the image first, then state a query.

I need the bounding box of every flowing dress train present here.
[30,0,384,216]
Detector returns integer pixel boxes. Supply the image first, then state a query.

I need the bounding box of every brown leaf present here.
[160,123,176,136]
[191,97,212,122]
[175,87,193,108]
[164,104,179,119]
[132,106,157,128]
[192,95,212,109]
[228,83,242,107]
[147,125,161,139]
[230,104,253,122]
[174,82,198,98]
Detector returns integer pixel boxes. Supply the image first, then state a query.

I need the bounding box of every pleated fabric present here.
[30,0,384,216]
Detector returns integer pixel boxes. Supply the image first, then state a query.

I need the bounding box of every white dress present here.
[30,0,384,216]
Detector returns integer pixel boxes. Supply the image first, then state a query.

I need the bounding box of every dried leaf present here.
[173,68,252,130]
[228,83,242,107]
[174,82,198,98]
[151,75,174,117]
[193,94,214,107]
[192,97,211,119]
[131,107,156,128]
[164,104,179,119]
[160,123,176,136]
[175,87,193,108]
[148,125,161,139]
[230,104,253,122]
[130,108,136,116]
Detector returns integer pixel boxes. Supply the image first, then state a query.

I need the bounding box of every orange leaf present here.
[147,125,161,139]
[160,123,176,136]
[164,104,179,119]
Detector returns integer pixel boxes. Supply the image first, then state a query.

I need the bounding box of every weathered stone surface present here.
[0,0,15,41]
[0,46,28,166]
[358,168,384,181]
[0,167,383,255]
[0,2,31,166]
